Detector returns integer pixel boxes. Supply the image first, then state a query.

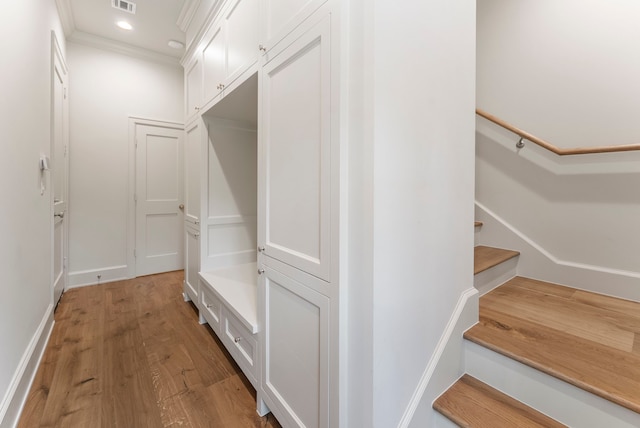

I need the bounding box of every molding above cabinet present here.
[177,0,202,32]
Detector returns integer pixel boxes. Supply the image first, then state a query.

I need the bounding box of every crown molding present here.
[55,0,76,36]
[68,31,181,67]
[177,0,201,32]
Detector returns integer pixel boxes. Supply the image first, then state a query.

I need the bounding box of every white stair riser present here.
[473,256,517,296]
[465,340,640,427]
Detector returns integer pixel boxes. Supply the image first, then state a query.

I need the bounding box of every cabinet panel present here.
[259,16,331,281]
[260,266,329,428]
[225,0,259,83]
[184,225,200,302]
[185,55,202,121]
[185,121,201,225]
[263,0,327,47]
[261,267,329,427]
[203,23,226,103]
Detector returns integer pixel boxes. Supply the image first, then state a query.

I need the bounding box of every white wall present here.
[476,117,640,298]
[0,1,65,425]
[477,0,640,149]
[67,43,183,286]
[476,0,640,299]
[346,0,476,426]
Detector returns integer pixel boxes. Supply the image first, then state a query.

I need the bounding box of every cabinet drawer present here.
[199,283,223,334]
[222,309,258,387]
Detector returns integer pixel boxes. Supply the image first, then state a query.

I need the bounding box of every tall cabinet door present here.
[185,56,202,121]
[202,22,226,103]
[259,15,332,282]
[259,263,329,428]
[185,121,201,226]
[225,0,260,83]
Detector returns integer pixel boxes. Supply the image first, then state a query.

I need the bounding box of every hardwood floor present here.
[18,271,281,428]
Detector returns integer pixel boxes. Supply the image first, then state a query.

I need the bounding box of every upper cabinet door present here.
[261,0,327,50]
[225,0,260,83]
[202,22,226,103]
[259,16,332,281]
[185,55,202,121]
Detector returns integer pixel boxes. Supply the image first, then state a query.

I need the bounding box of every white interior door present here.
[52,36,68,307]
[135,124,184,276]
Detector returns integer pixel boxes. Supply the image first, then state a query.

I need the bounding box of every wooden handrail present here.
[476,108,640,156]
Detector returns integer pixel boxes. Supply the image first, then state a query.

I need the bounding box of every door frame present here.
[51,31,69,307]
[127,117,185,278]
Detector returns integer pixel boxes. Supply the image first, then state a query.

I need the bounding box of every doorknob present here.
[179,204,184,210]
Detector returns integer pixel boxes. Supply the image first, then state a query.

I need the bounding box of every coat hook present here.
[516,137,525,149]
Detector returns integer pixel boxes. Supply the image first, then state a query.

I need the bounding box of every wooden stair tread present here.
[465,276,640,414]
[474,246,519,275]
[434,374,566,428]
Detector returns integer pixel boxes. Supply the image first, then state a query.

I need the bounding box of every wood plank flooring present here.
[433,374,566,428]
[18,271,281,428]
[465,276,640,414]
[473,246,519,275]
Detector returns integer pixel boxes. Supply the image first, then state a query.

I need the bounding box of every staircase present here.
[433,242,640,427]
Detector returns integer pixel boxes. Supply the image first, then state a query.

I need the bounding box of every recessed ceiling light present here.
[116,21,133,30]
[168,40,184,49]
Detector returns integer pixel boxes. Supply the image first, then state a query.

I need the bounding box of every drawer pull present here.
[234,337,241,343]
[206,304,212,309]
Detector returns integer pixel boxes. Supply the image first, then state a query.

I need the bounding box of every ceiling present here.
[59,0,187,60]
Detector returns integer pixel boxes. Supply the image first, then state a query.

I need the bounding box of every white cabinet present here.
[183,2,339,426]
[185,120,202,226]
[202,22,226,103]
[258,13,337,427]
[201,0,260,109]
[185,55,203,122]
[225,0,260,82]
[259,261,330,428]
[260,0,327,52]
[199,263,260,388]
[184,224,200,302]
[259,14,333,282]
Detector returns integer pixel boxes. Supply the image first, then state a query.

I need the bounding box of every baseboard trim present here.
[0,304,54,427]
[398,287,479,428]
[67,265,130,288]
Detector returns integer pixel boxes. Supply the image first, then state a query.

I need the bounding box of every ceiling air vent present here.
[112,0,136,14]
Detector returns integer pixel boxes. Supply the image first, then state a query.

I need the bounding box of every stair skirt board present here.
[465,340,640,428]
[474,201,640,303]
[397,288,479,428]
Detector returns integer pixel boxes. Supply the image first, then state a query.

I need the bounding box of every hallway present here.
[18,272,281,427]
